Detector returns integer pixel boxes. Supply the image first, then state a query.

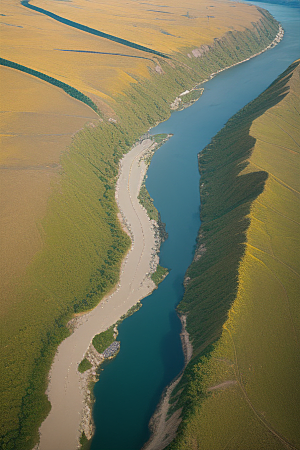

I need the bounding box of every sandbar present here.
[38,138,158,450]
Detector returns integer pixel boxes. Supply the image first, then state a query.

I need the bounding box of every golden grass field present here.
[171,61,300,450]
[0,66,98,298]
[0,0,281,447]
[29,0,263,53]
[1,0,263,102]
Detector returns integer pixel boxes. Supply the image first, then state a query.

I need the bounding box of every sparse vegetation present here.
[116,302,143,325]
[181,89,203,104]
[79,431,91,450]
[153,133,169,144]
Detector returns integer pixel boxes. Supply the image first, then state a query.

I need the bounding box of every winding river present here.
[90,2,300,450]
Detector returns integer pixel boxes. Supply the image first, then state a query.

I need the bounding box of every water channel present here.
[90,3,300,449]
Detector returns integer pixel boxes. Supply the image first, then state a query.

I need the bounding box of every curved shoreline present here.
[35,20,285,450]
[142,315,193,450]
[206,24,284,82]
[140,22,285,450]
[37,138,159,450]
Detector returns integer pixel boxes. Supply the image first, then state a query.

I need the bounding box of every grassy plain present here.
[169,61,300,449]
[0,0,281,448]
[1,0,272,105]
[30,0,264,54]
[0,66,98,300]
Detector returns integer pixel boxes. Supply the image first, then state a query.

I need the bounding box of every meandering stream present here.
[90,2,300,449]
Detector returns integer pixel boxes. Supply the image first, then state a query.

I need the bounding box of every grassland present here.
[0,66,99,302]
[167,60,300,449]
[0,0,281,448]
[1,0,277,105]
[29,0,267,55]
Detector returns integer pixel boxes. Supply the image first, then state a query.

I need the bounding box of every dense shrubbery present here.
[78,358,92,374]
[92,327,115,354]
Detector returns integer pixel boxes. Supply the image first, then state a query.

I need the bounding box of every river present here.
[90,2,300,449]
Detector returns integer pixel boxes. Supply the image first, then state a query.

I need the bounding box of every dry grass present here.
[31,0,262,53]
[0,65,98,300]
[1,0,263,102]
[0,0,280,447]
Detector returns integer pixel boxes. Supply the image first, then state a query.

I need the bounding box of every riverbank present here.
[134,21,285,450]
[165,54,300,449]
[37,138,160,450]
[36,17,286,449]
[39,19,285,450]
[207,24,284,80]
[142,315,192,450]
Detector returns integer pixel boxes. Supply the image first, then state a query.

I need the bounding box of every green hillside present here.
[168,60,300,449]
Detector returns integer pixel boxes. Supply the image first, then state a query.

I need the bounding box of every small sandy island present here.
[38,138,159,450]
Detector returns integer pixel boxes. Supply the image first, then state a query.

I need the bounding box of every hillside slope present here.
[0,0,281,448]
[169,60,300,449]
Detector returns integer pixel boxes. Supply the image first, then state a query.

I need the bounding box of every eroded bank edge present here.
[141,21,285,450]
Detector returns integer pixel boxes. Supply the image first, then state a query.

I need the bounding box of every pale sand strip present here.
[38,138,158,450]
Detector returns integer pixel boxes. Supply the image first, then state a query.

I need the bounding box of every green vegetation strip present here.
[21,0,169,59]
[151,265,169,286]
[0,58,101,115]
[138,185,159,221]
[78,358,92,374]
[79,432,91,450]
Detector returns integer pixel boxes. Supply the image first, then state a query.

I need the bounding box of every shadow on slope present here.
[170,60,298,422]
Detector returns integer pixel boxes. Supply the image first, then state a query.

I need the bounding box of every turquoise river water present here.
[90,2,300,449]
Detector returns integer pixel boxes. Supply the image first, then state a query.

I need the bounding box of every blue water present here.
[91,3,300,449]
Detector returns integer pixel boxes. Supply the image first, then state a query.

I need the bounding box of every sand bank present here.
[38,138,159,450]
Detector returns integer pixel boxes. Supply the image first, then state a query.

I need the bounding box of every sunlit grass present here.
[0,0,280,447]
[169,60,300,449]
